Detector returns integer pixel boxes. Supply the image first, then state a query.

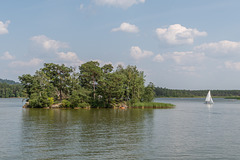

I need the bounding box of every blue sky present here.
[1,0,240,89]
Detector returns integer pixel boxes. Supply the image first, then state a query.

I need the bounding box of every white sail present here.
[205,90,213,104]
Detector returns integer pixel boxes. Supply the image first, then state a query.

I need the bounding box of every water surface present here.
[1,98,240,159]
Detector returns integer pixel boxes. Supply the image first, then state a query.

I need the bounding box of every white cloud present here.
[130,46,154,60]
[225,61,240,71]
[94,0,145,8]
[31,35,68,51]
[156,24,207,45]
[57,52,84,66]
[153,54,164,62]
[9,58,43,67]
[112,22,139,33]
[163,51,205,64]
[57,52,79,61]
[0,52,15,60]
[0,20,10,35]
[194,40,240,55]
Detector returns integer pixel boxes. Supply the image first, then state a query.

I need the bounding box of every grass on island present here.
[131,102,175,109]
[224,96,240,100]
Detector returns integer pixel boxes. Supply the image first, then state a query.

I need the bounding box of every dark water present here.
[1,98,240,159]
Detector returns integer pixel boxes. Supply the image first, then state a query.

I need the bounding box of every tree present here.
[18,74,35,98]
[116,65,145,104]
[29,91,50,108]
[97,72,125,107]
[41,63,73,100]
[101,64,113,74]
[79,61,102,100]
[69,88,90,108]
[142,82,155,102]
[18,61,155,108]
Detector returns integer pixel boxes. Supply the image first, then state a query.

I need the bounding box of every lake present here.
[1,98,240,159]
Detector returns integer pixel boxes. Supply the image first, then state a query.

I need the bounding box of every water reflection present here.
[205,103,213,112]
[2,98,240,159]
[21,108,154,159]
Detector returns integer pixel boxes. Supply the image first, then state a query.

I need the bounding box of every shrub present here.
[29,92,50,108]
[78,102,90,108]
[48,97,54,106]
[62,99,71,108]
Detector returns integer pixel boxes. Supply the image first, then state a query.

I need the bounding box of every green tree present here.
[79,61,102,100]
[116,65,145,104]
[18,61,157,108]
[97,72,125,107]
[29,91,50,108]
[142,82,155,102]
[69,88,90,108]
[41,63,73,100]
[101,64,113,74]
[18,74,35,98]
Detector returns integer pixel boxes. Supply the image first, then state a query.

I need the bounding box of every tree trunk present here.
[92,76,96,100]
[60,89,62,100]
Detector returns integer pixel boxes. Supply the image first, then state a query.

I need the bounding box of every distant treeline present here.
[155,87,240,97]
[0,79,23,98]
[2,77,240,98]
[0,78,20,85]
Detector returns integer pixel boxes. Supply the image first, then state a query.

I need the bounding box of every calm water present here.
[1,98,240,159]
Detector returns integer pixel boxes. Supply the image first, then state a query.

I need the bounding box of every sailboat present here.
[205,90,214,104]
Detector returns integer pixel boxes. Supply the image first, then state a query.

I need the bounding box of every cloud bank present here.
[56,52,83,65]
[31,35,68,51]
[164,51,205,64]
[0,52,15,60]
[194,40,240,55]
[130,46,154,60]
[156,24,207,45]
[10,58,43,67]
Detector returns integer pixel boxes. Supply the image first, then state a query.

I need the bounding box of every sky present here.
[1,0,240,90]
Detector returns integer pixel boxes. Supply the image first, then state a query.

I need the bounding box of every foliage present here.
[18,74,35,98]
[0,78,20,85]
[48,97,54,106]
[224,96,240,100]
[19,61,155,108]
[62,99,71,108]
[41,63,73,100]
[142,82,155,102]
[131,102,175,109]
[0,81,23,98]
[154,87,240,97]
[116,65,145,104]
[79,61,102,100]
[97,71,125,107]
[69,89,90,108]
[29,92,50,108]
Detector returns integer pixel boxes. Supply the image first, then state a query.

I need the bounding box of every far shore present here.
[156,96,239,98]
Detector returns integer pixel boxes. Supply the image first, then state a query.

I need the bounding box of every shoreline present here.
[22,101,175,109]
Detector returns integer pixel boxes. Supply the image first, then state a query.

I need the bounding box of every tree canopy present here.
[0,82,23,98]
[19,61,155,108]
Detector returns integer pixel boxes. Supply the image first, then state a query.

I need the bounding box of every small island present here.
[19,61,174,109]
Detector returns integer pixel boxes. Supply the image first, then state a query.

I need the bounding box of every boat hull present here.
[205,101,213,104]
